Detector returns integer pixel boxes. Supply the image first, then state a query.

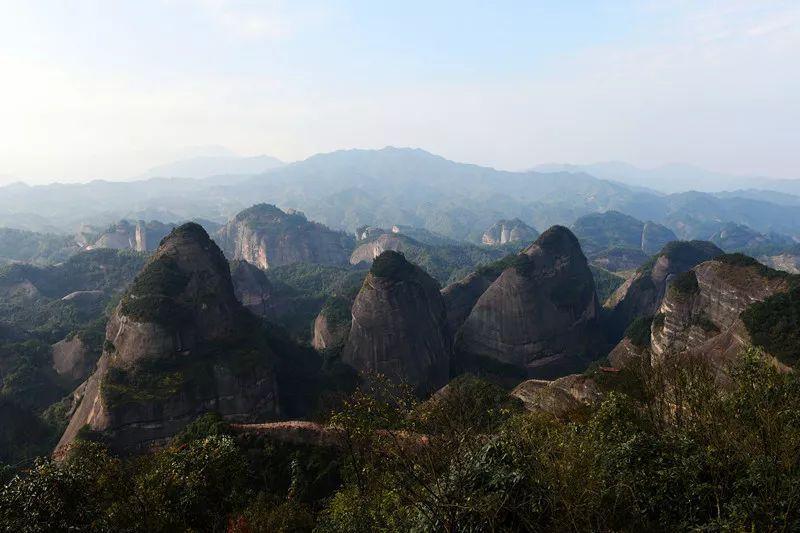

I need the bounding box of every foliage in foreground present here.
[3,351,800,532]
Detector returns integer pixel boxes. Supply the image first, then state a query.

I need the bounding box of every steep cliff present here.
[87,220,175,252]
[650,255,795,372]
[217,204,353,269]
[56,223,279,454]
[311,297,352,351]
[230,259,274,316]
[606,240,723,340]
[342,251,450,395]
[481,219,539,245]
[455,226,604,379]
[511,374,602,417]
[350,233,407,265]
[571,211,676,257]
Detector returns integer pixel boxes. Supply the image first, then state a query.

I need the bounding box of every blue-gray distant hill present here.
[142,154,284,179]
[2,147,800,252]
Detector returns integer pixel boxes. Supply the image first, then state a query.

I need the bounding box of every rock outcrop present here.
[350,233,407,265]
[709,222,773,252]
[641,221,678,255]
[605,240,723,340]
[588,247,649,272]
[650,255,794,373]
[481,219,539,245]
[230,259,274,316]
[312,297,352,351]
[87,220,174,252]
[342,251,450,395]
[760,253,800,274]
[440,269,501,340]
[56,223,278,454]
[511,374,602,417]
[51,336,92,383]
[455,226,604,379]
[571,211,676,257]
[217,204,353,269]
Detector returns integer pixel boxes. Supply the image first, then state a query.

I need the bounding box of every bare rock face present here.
[52,336,92,383]
[481,219,539,245]
[342,251,450,395]
[311,297,353,351]
[87,220,174,252]
[650,256,793,373]
[607,337,647,368]
[350,233,407,265]
[759,253,800,274]
[606,240,723,340]
[456,226,603,379]
[56,223,278,454]
[440,270,501,340]
[511,374,602,417]
[217,204,353,269]
[588,247,649,273]
[641,221,678,255]
[230,259,274,316]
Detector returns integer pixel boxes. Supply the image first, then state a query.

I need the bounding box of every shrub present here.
[742,286,800,365]
[669,270,699,298]
[625,315,654,348]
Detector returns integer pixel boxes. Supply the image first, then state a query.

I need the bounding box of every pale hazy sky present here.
[0,0,798,184]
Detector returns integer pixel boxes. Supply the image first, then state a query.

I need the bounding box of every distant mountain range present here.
[2,147,800,249]
[142,154,284,179]
[533,161,800,195]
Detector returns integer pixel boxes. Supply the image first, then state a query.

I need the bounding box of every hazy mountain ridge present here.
[3,148,800,250]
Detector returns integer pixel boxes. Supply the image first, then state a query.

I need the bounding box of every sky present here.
[0,0,798,184]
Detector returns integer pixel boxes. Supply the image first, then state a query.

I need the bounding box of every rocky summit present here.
[481,218,539,245]
[455,226,604,379]
[216,203,353,269]
[342,250,451,395]
[649,254,795,373]
[86,220,175,252]
[56,223,278,454]
[605,240,723,340]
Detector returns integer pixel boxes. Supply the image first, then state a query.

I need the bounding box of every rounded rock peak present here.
[523,225,581,256]
[157,222,213,248]
[369,250,415,279]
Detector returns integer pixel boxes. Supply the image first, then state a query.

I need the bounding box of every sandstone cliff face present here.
[641,221,678,255]
[440,270,502,341]
[481,219,539,245]
[606,240,723,339]
[572,211,676,258]
[759,253,800,274]
[455,226,603,379]
[230,259,274,316]
[350,233,407,265]
[217,204,353,269]
[650,258,793,372]
[342,251,450,395]
[51,336,92,383]
[511,374,602,417]
[57,223,278,454]
[87,220,174,252]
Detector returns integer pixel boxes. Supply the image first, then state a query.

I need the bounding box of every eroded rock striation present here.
[342,251,450,395]
[230,259,274,316]
[350,233,407,265]
[217,204,353,269]
[650,255,794,372]
[481,219,539,246]
[56,223,278,454]
[87,220,174,252]
[312,297,352,351]
[605,240,723,340]
[455,226,604,379]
